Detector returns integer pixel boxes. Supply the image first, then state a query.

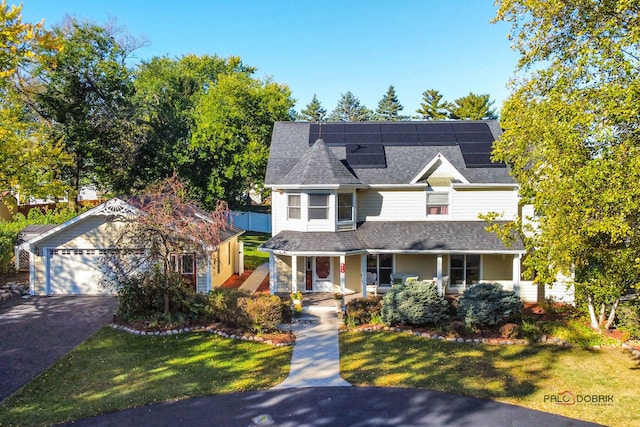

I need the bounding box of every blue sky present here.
[20,0,519,116]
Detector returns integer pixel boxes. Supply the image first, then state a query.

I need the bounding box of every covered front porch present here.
[267,251,524,298]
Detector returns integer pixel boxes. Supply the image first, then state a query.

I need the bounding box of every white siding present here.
[451,188,518,220]
[272,190,337,233]
[358,189,426,221]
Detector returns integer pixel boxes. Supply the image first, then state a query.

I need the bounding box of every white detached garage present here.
[20,198,244,296]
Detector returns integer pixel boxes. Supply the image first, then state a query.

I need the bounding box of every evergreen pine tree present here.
[299,94,326,122]
[447,93,497,120]
[373,85,407,121]
[328,91,372,122]
[415,89,449,120]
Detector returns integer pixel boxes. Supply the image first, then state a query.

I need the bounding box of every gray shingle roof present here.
[279,139,363,186]
[265,121,516,186]
[260,221,524,254]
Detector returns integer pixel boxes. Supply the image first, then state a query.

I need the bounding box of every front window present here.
[367,254,393,285]
[288,194,301,219]
[427,192,449,215]
[337,193,354,222]
[450,254,480,287]
[309,194,329,220]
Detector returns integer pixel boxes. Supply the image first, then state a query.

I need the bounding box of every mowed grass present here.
[340,331,640,427]
[0,327,292,426]
[240,231,270,270]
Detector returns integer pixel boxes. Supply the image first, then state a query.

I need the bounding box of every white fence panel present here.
[230,211,272,233]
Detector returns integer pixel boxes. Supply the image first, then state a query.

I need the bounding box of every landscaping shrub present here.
[239,294,284,333]
[616,299,640,339]
[345,296,383,326]
[381,281,450,326]
[116,270,199,323]
[206,287,251,328]
[499,322,522,339]
[457,282,522,329]
[448,320,468,337]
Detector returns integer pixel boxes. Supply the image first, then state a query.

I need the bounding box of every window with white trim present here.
[426,192,449,215]
[287,194,301,219]
[309,194,329,220]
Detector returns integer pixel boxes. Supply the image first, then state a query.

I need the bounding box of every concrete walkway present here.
[272,306,351,389]
[239,262,269,293]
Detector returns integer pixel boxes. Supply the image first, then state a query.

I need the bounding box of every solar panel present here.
[452,122,490,132]
[418,132,457,144]
[381,132,420,145]
[345,133,382,144]
[307,121,505,169]
[415,122,453,132]
[454,132,494,143]
[346,143,384,154]
[346,153,387,168]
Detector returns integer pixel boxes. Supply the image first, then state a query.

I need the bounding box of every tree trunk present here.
[604,298,620,330]
[598,303,606,326]
[587,295,600,330]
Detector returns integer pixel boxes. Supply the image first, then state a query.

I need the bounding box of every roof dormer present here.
[410,153,469,186]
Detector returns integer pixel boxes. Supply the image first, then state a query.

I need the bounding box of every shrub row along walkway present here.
[273,305,351,389]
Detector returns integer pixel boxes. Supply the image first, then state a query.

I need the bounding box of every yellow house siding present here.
[482,255,513,281]
[210,236,239,288]
[345,255,361,292]
[37,217,123,249]
[395,254,438,281]
[275,255,292,292]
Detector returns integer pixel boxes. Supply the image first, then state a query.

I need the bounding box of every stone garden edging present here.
[342,324,577,347]
[109,323,294,347]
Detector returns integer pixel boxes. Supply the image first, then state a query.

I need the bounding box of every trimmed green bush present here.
[616,298,640,339]
[239,294,284,333]
[457,282,522,329]
[346,296,383,326]
[206,287,251,328]
[381,281,450,326]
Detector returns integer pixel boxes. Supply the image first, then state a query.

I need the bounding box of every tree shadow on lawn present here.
[340,332,575,401]
[0,327,291,426]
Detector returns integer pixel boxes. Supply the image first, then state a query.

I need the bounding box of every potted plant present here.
[333,292,344,311]
[290,291,303,315]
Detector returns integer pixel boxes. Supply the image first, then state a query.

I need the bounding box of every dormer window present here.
[288,194,301,219]
[309,194,329,220]
[427,192,449,215]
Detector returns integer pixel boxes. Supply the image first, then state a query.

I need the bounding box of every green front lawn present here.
[0,327,292,427]
[340,331,639,427]
[239,231,270,270]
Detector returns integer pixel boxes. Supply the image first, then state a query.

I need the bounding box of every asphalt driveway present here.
[0,296,117,401]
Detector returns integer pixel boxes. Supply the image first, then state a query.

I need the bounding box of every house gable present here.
[410,153,469,185]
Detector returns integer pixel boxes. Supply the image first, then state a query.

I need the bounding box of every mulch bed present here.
[220,271,253,288]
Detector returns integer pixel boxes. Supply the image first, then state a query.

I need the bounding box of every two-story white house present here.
[260,121,572,302]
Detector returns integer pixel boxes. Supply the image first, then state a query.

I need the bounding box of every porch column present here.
[436,254,443,296]
[339,255,346,294]
[291,255,298,294]
[269,253,276,295]
[361,254,367,298]
[512,254,521,297]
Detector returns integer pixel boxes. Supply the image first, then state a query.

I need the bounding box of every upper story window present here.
[288,194,301,219]
[427,192,449,215]
[309,194,329,220]
[337,193,354,222]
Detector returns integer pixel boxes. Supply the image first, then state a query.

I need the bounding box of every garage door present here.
[48,249,111,295]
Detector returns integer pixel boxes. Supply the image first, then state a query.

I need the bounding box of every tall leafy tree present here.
[129,55,254,191]
[447,92,497,120]
[328,91,372,122]
[416,89,449,120]
[493,0,640,329]
[373,85,407,121]
[188,72,294,208]
[299,94,326,122]
[0,1,68,200]
[33,18,139,207]
[107,175,229,314]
